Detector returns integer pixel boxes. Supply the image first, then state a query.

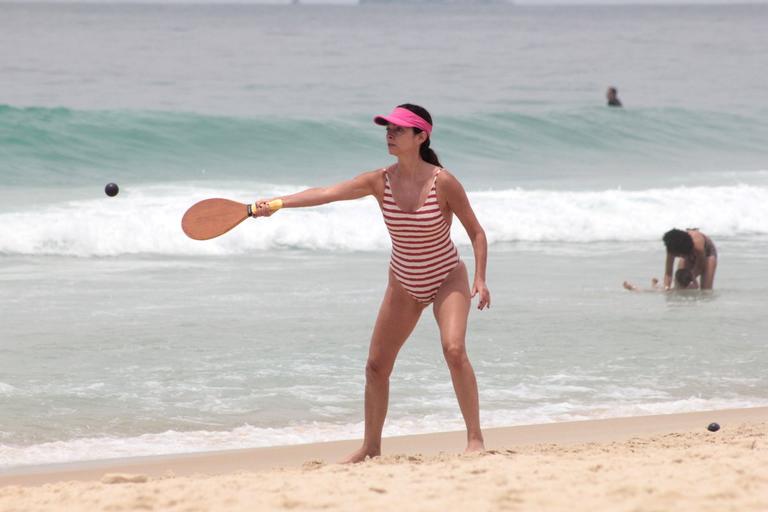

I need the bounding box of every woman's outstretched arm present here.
[253,170,381,215]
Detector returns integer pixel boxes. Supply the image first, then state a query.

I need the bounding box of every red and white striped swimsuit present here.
[381,169,460,304]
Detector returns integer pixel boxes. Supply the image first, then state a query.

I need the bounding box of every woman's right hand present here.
[251,199,277,218]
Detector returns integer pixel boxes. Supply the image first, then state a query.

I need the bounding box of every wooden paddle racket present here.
[181,198,283,240]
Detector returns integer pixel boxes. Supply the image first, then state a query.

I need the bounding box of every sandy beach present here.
[2,407,767,511]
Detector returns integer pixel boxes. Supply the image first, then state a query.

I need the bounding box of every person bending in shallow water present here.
[623,268,698,292]
[662,228,717,290]
[250,104,490,463]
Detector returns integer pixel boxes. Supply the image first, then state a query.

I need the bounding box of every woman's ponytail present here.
[418,137,442,167]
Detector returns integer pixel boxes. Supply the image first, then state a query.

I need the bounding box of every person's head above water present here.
[675,268,695,288]
[374,104,442,167]
[606,87,622,107]
[663,228,694,256]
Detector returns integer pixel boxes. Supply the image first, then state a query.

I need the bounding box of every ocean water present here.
[1,2,768,469]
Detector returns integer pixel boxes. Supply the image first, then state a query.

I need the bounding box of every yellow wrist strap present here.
[249,199,284,217]
[268,199,284,212]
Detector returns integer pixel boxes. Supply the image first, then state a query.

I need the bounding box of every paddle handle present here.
[247,199,283,217]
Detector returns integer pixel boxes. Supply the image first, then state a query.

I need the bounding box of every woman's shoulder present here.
[435,168,464,190]
[358,166,391,179]
[371,165,396,178]
[687,229,709,251]
[356,167,390,195]
[686,228,709,239]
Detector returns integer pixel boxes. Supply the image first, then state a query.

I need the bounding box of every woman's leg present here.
[433,262,485,452]
[342,270,425,463]
[701,256,717,290]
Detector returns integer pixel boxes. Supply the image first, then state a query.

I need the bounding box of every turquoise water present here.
[2,104,767,190]
[1,2,767,469]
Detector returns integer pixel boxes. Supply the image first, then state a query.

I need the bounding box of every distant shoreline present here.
[359,0,509,4]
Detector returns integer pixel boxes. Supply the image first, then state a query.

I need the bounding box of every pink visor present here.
[373,107,432,136]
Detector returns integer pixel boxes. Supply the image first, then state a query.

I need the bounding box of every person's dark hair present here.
[674,268,695,288]
[663,229,694,255]
[397,103,442,167]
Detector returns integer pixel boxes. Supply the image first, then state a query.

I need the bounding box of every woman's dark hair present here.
[663,228,694,255]
[675,268,695,288]
[398,103,442,167]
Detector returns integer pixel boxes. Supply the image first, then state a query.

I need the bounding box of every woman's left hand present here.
[471,279,491,310]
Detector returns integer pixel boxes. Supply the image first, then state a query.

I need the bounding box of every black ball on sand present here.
[105,183,119,197]
[707,422,720,432]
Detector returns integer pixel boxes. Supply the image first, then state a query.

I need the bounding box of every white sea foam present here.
[0,382,18,396]
[1,183,767,257]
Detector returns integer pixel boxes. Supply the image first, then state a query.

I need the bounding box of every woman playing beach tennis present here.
[251,104,490,462]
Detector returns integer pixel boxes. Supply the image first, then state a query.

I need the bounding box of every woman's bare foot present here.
[464,439,485,453]
[623,281,638,291]
[340,445,380,464]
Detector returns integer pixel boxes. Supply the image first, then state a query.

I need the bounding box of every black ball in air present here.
[707,422,720,432]
[105,183,119,197]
